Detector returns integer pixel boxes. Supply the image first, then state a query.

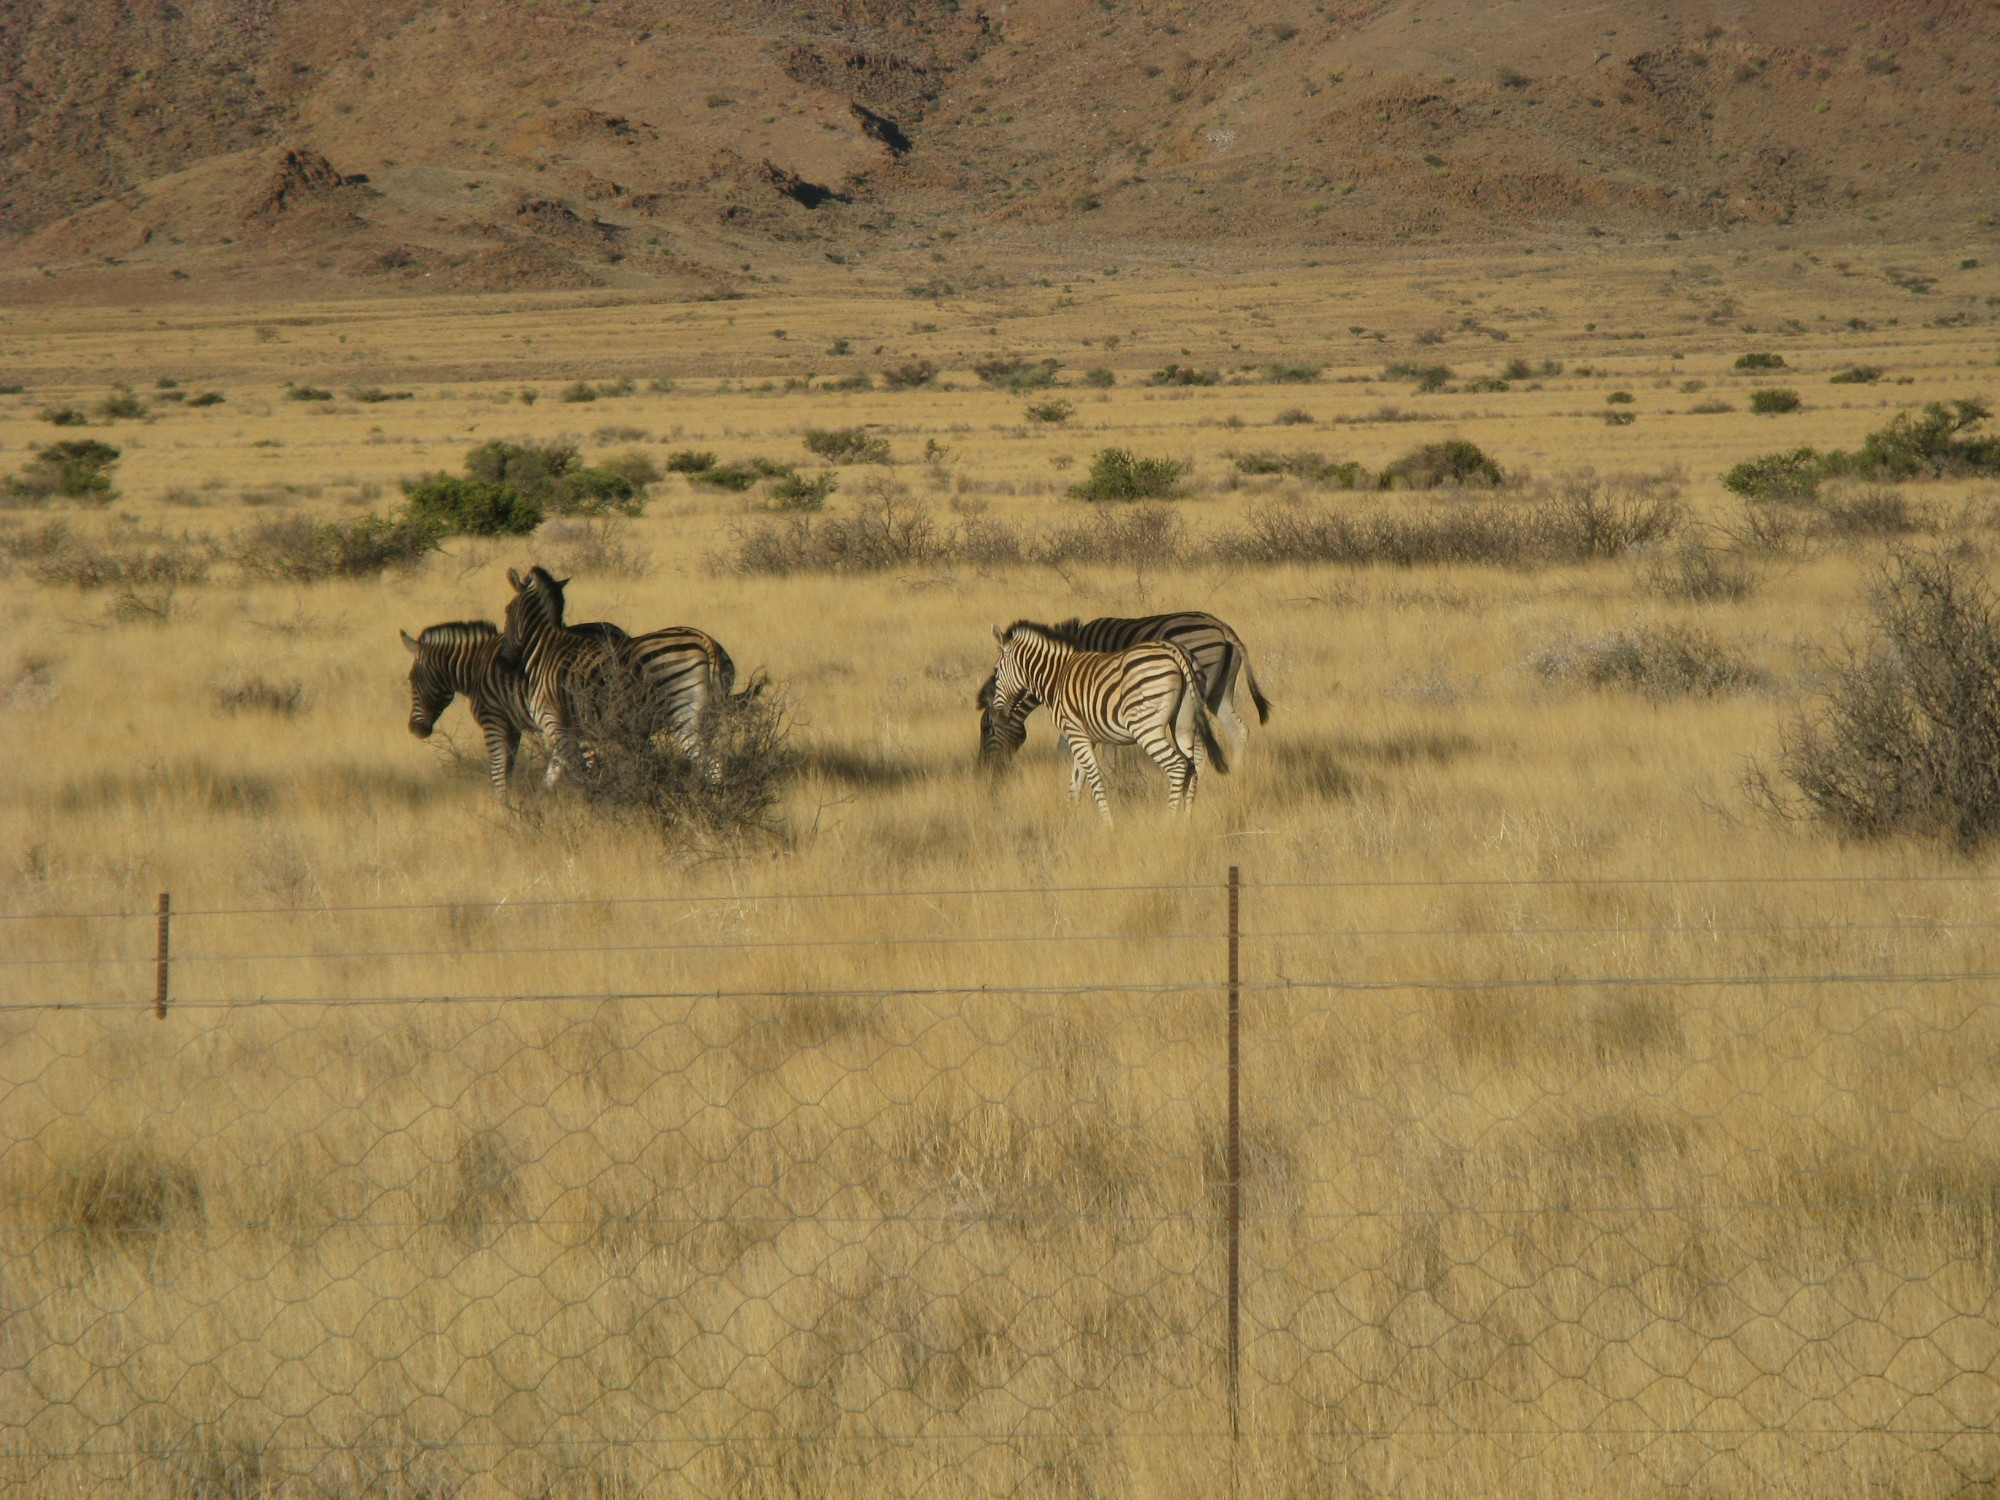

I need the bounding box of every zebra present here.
[499,565,737,783]
[401,617,629,798]
[984,620,1228,822]
[977,611,1270,765]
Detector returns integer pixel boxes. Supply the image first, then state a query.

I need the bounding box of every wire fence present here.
[2,871,1998,1497]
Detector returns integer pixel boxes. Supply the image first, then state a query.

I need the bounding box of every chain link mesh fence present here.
[3,874,1997,1496]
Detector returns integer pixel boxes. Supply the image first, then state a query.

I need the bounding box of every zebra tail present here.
[1194,691,1230,776]
[1243,655,1273,725]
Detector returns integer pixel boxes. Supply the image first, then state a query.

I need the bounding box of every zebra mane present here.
[1000,618,1077,647]
[417,620,500,645]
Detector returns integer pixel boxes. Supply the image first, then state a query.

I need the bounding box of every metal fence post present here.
[1226,865,1241,1444]
[154,893,171,1020]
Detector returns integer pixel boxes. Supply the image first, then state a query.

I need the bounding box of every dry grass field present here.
[3,239,2000,1497]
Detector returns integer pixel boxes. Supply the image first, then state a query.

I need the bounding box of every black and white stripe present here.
[978,610,1270,763]
[500,566,737,782]
[985,620,1228,822]
[403,617,631,797]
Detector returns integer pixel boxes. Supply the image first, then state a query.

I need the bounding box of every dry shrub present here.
[721,488,948,575]
[237,513,437,582]
[1218,475,1681,569]
[539,516,652,577]
[1643,534,1760,602]
[1035,504,1188,568]
[1820,486,1935,538]
[1534,624,1765,699]
[29,532,213,590]
[1759,550,2000,849]
[213,675,309,715]
[557,666,793,852]
[50,1143,205,1250]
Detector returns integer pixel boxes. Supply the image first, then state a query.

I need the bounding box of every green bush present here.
[349,387,415,403]
[881,360,938,390]
[462,439,650,516]
[3,439,121,504]
[1146,363,1219,387]
[286,385,334,402]
[401,476,543,536]
[39,407,88,427]
[1751,388,1802,414]
[1024,399,1075,424]
[665,450,719,475]
[1233,450,1366,487]
[557,379,631,403]
[96,388,147,421]
[1081,368,1116,388]
[1260,362,1322,384]
[1384,362,1453,392]
[1735,352,1787,370]
[1842,399,1999,479]
[1377,439,1502,489]
[1830,366,1884,385]
[1721,447,1827,501]
[1606,390,1635,405]
[767,470,837,511]
[186,392,225,408]
[974,357,1061,391]
[1068,448,1188,502]
[803,427,891,464]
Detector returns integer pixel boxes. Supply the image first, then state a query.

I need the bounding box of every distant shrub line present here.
[1724,400,2000,500]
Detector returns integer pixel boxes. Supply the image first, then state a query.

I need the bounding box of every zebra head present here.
[501,565,569,662]
[402,622,497,738]
[976,668,1030,764]
[987,621,1065,728]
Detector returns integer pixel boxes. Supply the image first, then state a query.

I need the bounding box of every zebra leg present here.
[1212,651,1248,747]
[1065,738,1114,824]
[476,711,517,800]
[1140,727,1195,812]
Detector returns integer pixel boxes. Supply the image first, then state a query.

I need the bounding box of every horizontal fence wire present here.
[3,874,1999,1498]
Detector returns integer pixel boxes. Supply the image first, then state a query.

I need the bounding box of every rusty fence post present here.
[1226,865,1241,1444]
[154,892,171,1020]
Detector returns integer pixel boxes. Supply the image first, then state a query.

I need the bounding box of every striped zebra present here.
[401,617,629,797]
[985,620,1228,822]
[500,566,737,783]
[978,610,1270,764]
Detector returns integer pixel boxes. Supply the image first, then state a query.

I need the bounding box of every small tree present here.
[1068,448,1187,502]
[1761,551,2000,849]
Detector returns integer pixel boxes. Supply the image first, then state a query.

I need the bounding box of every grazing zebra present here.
[978,610,1271,763]
[499,565,737,783]
[985,620,1228,822]
[401,617,629,797]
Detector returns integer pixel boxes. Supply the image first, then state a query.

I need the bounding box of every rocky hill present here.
[3,0,1995,297]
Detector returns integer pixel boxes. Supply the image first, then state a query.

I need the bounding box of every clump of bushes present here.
[974,356,1060,391]
[767,470,837,511]
[1081,368,1116,388]
[3,440,121,505]
[1260,362,1322,384]
[1830,366,1884,385]
[1378,439,1502,489]
[186,392,226,408]
[96,388,147,421]
[1384,361,1453,392]
[550,662,793,853]
[803,427,891,464]
[1534,625,1764,699]
[1751,388,1802,415]
[401,477,543,537]
[881,360,938,390]
[1025,399,1074,424]
[1147,363,1219,387]
[1735,352,1788,370]
[1068,448,1187,502]
[238,512,439,582]
[285,385,334,402]
[461,440,654,517]
[1723,400,2000,500]
[1756,551,2000,849]
[40,407,88,427]
[668,449,793,492]
[1643,535,1760,603]
[722,488,952,574]
[349,387,415,403]
[559,378,636,403]
[1233,450,1367,487]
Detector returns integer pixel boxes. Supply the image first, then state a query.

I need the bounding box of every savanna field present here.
[4,241,2000,1496]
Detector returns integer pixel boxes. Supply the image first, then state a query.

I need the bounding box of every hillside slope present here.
[2,0,1995,296]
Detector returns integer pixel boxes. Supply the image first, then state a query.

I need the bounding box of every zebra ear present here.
[401,630,420,655]
[556,576,571,589]
[992,623,1006,644]
[507,567,524,590]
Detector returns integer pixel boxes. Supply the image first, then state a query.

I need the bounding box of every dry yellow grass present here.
[2,240,1999,1497]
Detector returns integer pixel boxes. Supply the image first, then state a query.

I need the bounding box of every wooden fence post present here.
[1226,865,1241,1443]
[154,893,171,1020]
